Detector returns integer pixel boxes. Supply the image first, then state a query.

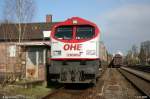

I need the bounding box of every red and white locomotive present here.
[49,17,101,84]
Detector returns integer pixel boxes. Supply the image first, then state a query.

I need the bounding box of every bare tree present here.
[139,41,150,65]
[139,46,145,64]
[4,0,36,42]
[125,50,132,65]
[131,45,138,58]
[125,45,139,65]
[2,0,36,82]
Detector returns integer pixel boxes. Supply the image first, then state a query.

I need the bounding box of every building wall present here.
[100,42,108,62]
[0,42,48,81]
[0,43,8,73]
[0,42,23,81]
[0,43,19,73]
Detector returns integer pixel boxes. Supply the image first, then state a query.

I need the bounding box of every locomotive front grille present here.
[83,74,95,79]
[70,70,76,82]
[60,70,77,82]
[79,71,95,81]
[60,68,96,83]
[61,71,67,81]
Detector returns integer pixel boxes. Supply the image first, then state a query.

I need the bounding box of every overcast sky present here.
[0,0,150,55]
[99,3,150,55]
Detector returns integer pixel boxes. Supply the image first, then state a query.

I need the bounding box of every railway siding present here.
[119,67,150,97]
[121,67,150,81]
[102,68,141,99]
[43,68,141,99]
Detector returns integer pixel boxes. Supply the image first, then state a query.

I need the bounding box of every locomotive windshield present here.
[76,26,95,39]
[54,26,95,40]
[55,26,73,40]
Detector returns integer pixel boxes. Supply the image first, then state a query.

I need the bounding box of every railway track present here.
[42,86,64,99]
[127,65,150,73]
[42,69,106,99]
[0,67,145,99]
[118,66,150,98]
[42,83,103,99]
[43,67,146,99]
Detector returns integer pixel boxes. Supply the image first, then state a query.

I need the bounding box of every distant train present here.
[112,54,123,68]
[49,17,103,85]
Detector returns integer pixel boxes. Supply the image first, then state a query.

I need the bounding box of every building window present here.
[38,48,44,65]
[8,45,16,57]
[28,51,36,66]
[26,47,44,66]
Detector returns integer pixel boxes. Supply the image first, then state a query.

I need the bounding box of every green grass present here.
[1,80,62,99]
[2,85,51,99]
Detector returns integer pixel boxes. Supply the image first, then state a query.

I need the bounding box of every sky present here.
[0,0,150,55]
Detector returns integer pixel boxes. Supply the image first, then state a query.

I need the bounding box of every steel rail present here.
[118,67,150,98]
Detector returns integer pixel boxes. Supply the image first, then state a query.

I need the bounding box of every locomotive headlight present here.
[53,50,61,56]
[73,20,77,24]
[86,50,96,55]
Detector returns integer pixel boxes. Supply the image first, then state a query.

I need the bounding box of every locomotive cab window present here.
[55,26,73,40]
[76,26,95,39]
